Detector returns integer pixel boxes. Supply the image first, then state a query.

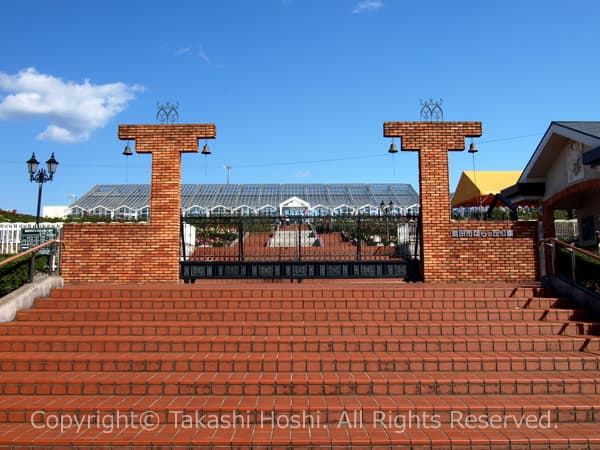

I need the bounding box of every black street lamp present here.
[387,201,395,245]
[379,201,395,244]
[26,152,59,226]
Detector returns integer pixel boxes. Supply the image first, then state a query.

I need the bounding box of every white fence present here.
[181,223,195,259]
[554,219,579,244]
[3,221,194,259]
[0,223,62,255]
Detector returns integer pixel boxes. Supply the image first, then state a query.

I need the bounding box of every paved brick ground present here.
[0,281,599,448]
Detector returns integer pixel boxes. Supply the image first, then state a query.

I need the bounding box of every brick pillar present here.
[541,202,555,239]
[117,124,216,282]
[384,122,482,281]
[60,124,217,285]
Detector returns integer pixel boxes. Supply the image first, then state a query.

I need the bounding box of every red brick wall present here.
[384,122,539,282]
[62,124,216,284]
[443,221,538,282]
[61,223,158,284]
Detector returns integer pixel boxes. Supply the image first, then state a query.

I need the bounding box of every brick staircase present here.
[0,281,599,448]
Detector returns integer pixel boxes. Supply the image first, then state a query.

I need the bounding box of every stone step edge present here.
[1,395,598,425]
[49,287,550,300]
[2,351,599,373]
[0,421,597,448]
[3,336,598,354]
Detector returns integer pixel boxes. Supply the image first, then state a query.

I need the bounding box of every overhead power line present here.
[478,133,543,144]
[0,131,543,171]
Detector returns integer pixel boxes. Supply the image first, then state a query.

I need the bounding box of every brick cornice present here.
[118,124,217,153]
[383,122,482,151]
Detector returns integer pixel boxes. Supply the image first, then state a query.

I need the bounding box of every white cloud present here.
[173,44,213,65]
[294,170,312,179]
[175,47,192,56]
[0,67,143,143]
[352,0,383,13]
[198,46,211,65]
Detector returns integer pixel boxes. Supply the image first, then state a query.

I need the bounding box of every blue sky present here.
[1,0,599,215]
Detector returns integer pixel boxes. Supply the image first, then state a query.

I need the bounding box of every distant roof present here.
[553,121,600,139]
[71,183,420,214]
[520,121,600,181]
[452,171,521,207]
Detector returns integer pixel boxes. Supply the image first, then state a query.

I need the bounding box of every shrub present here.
[0,254,49,297]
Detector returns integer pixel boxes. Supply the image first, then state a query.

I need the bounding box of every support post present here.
[383,122,482,282]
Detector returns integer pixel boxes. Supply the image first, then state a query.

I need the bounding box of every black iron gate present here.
[180,214,422,281]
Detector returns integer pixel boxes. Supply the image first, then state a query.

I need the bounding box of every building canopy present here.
[502,121,600,206]
[451,171,521,208]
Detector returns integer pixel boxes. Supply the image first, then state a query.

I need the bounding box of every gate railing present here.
[182,214,420,262]
[181,214,421,280]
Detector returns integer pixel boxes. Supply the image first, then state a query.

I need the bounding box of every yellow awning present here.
[451,171,521,207]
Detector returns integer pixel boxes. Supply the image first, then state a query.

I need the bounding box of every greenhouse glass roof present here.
[71,183,420,216]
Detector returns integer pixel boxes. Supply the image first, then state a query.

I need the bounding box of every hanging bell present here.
[201,143,211,155]
[388,142,398,154]
[122,142,133,156]
[468,141,479,154]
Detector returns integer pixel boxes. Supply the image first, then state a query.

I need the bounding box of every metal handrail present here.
[0,239,61,268]
[539,238,600,294]
[539,238,600,263]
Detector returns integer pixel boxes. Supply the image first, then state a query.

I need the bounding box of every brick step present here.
[34,296,570,310]
[2,351,599,372]
[2,335,598,353]
[2,320,596,337]
[2,281,598,447]
[1,422,599,449]
[1,394,598,424]
[2,370,600,396]
[48,285,547,300]
[14,307,589,323]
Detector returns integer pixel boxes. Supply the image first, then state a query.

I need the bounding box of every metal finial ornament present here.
[420,98,443,122]
[156,101,179,124]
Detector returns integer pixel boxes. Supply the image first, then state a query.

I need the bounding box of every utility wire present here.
[478,133,542,144]
[0,132,543,171]
[232,153,388,169]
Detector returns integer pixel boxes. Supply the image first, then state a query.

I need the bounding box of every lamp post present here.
[26,152,59,226]
[386,201,394,242]
[380,201,394,244]
[25,152,59,283]
[379,201,385,243]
